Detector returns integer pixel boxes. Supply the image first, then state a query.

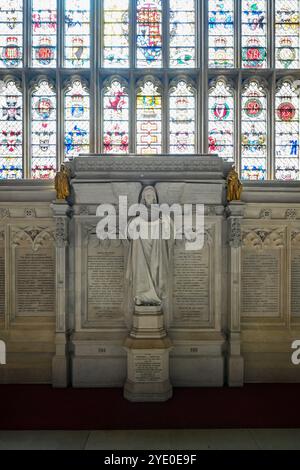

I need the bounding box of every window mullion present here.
[269,72,276,180]
[131,1,137,68]
[235,0,241,68]
[57,0,64,167]
[163,0,170,69]
[23,72,30,178]
[269,0,275,69]
[57,72,63,167]
[202,0,208,154]
[91,0,99,154]
[24,0,30,177]
[25,0,30,68]
[236,72,242,174]
[163,72,169,154]
[130,71,136,154]
[58,0,64,69]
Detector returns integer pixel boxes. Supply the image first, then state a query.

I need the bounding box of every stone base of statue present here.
[124,306,173,403]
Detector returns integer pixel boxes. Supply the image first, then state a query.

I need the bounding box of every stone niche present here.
[69,156,229,388]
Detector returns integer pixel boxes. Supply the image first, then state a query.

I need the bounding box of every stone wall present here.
[0,173,299,386]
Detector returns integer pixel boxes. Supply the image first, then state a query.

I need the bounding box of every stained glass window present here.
[137,0,162,68]
[208,78,234,161]
[0,79,22,179]
[103,79,129,154]
[169,80,195,154]
[276,0,300,69]
[103,0,129,67]
[64,0,90,68]
[208,0,235,68]
[169,0,195,68]
[242,0,268,68]
[0,0,23,68]
[241,80,268,180]
[275,80,300,180]
[32,0,57,68]
[136,78,162,154]
[64,79,90,159]
[31,80,56,180]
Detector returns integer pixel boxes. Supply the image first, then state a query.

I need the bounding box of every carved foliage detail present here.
[291,230,300,247]
[12,226,55,252]
[229,219,242,248]
[242,228,285,248]
[55,218,68,247]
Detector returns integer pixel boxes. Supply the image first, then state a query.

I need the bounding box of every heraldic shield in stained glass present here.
[276,0,300,69]
[103,79,129,154]
[241,80,268,180]
[31,80,57,180]
[137,0,162,67]
[64,80,90,159]
[0,79,22,179]
[208,0,235,68]
[32,0,57,68]
[276,80,300,180]
[64,0,91,68]
[208,78,235,162]
[0,0,23,68]
[242,0,268,68]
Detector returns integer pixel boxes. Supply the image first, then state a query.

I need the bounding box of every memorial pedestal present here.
[124,306,173,402]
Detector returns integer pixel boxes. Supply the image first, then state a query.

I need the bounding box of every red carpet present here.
[0,384,299,430]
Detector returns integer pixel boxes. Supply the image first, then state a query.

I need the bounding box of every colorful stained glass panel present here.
[137,0,162,68]
[103,80,129,154]
[169,80,195,154]
[64,80,90,158]
[242,0,268,68]
[208,0,235,68]
[275,80,300,180]
[208,79,234,160]
[0,0,23,68]
[169,0,196,68]
[241,80,267,180]
[64,0,90,68]
[0,79,22,179]
[103,0,129,67]
[136,80,162,154]
[31,80,56,180]
[32,0,57,68]
[276,0,300,69]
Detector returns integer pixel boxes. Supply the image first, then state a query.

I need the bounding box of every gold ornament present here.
[227,168,243,202]
[55,164,71,201]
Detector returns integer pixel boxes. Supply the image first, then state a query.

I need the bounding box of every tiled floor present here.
[0,429,299,450]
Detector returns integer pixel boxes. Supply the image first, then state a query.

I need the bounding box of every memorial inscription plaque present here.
[291,249,300,317]
[16,247,55,316]
[242,249,280,317]
[133,354,164,383]
[173,244,210,325]
[87,239,125,324]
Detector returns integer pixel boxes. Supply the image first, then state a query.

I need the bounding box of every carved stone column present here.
[51,202,70,388]
[227,202,245,387]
